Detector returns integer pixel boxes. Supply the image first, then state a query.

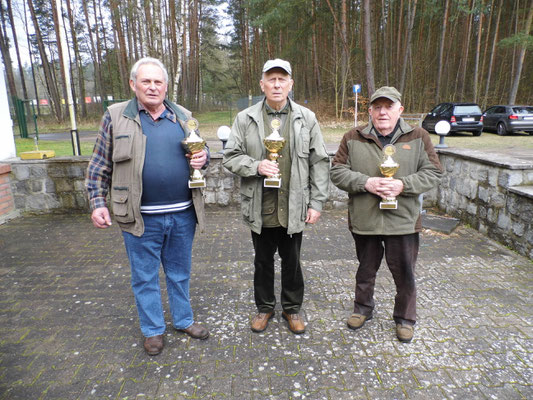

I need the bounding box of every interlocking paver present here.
[0,208,532,399]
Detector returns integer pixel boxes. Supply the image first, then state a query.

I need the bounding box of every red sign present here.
[85,97,92,104]
[39,99,48,105]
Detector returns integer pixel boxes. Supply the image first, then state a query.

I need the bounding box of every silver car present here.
[482,105,533,136]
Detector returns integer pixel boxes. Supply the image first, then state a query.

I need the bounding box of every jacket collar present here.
[247,97,302,123]
[361,117,414,141]
[122,97,189,125]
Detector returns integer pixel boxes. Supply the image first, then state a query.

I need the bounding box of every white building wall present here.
[0,61,16,161]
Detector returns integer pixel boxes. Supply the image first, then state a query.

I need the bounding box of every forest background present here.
[1,0,532,126]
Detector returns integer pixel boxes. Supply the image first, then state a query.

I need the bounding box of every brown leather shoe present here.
[396,324,414,343]
[144,334,164,356]
[177,323,210,340]
[282,311,306,334]
[251,311,274,332]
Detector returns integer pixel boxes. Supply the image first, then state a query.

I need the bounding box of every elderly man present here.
[86,57,209,356]
[330,86,442,343]
[223,59,330,334]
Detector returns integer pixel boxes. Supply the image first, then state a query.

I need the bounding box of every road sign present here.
[353,84,361,94]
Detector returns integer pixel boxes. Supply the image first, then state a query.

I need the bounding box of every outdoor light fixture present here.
[434,120,451,149]
[217,125,231,152]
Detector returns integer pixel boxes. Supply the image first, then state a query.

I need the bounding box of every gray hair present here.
[130,57,169,83]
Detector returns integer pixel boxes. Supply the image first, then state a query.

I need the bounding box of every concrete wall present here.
[6,150,533,259]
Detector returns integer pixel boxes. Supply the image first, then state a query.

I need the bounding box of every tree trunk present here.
[483,0,502,107]
[27,0,63,121]
[6,0,29,101]
[0,3,17,99]
[65,0,87,117]
[399,0,417,94]
[509,0,533,104]
[363,0,375,97]
[473,0,484,103]
[109,0,131,97]
[22,0,40,115]
[435,0,449,103]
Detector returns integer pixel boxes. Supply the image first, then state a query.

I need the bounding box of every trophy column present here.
[263,118,286,188]
[379,144,400,209]
[181,118,207,188]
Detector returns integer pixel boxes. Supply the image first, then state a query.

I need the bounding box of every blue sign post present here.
[353,84,361,126]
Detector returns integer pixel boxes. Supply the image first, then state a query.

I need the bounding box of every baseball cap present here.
[262,59,292,75]
[370,86,402,104]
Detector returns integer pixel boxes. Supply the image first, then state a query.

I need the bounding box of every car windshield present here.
[454,105,481,114]
[512,107,533,114]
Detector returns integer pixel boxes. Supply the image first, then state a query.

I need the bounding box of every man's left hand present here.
[188,149,207,169]
[305,208,321,224]
[377,178,404,199]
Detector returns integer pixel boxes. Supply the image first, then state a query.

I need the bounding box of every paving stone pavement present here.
[0,208,531,400]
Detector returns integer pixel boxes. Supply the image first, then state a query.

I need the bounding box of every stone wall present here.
[6,150,533,259]
[9,158,89,213]
[6,154,349,214]
[436,148,533,259]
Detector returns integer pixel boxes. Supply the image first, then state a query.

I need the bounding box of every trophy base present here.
[189,179,206,188]
[379,200,398,210]
[264,178,281,188]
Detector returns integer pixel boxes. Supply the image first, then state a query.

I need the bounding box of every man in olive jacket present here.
[330,86,442,343]
[223,59,330,335]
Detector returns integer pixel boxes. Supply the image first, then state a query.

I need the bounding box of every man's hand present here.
[188,149,208,169]
[305,208,321,224]
[91,207,112,228]
[257,159,279,177]
[365,177,404,199]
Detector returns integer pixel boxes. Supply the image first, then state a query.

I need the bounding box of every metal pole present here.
[355,91,358,127]
[55,0,81,155]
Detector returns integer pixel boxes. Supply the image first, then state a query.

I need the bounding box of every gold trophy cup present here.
[263,118,286,188]
[181,118,206,188]
[379,144,400,209]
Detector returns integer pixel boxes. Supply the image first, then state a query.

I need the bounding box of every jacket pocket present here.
[112,134,133,162]
[111,186,134,223]
[297,127,310,157]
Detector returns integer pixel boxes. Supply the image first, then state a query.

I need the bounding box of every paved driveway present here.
[0,209,531,399]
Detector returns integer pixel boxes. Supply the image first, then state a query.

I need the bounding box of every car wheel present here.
[473,129,482,136]
[497,122,507,136]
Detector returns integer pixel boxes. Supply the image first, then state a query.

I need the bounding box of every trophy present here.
[181,118,206,188]
[263,118,286,188]
[379,144,400,209]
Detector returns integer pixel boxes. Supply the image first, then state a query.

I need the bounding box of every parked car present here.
[482,105,533,136]
[422,102,483,136]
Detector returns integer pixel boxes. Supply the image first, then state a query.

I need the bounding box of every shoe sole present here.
[251,312,274,333]
[347,315,373,331]
[176,329,210,340]
[397,336,413,343]
[282,312,305,334]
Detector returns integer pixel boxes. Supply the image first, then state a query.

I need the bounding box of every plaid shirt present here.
[86,110,114,210]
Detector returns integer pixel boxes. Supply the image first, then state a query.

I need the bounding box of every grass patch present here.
[15,138,95,157]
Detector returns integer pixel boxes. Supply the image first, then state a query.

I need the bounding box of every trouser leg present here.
[251,229,277,312]
[161,207,197,330]
[122,214,166,338]
[352,233,384,316]
[383,233,419,325]
[278,231,303,313]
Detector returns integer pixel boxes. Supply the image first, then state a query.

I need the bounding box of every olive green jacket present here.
[222,99,330,234]
[330,118,442,235]
[106,98,205,236]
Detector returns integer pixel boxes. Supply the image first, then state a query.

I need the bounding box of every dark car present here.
[422,102,483,136]
[482,105,533,136]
